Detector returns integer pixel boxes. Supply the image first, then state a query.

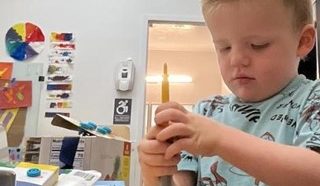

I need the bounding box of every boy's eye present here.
[219,46,231,52]
[251,43,269,50]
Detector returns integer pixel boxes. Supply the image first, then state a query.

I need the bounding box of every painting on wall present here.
[0,62,13,80]
[45,32,75,118]
[0,81,32,109]
[0,108,19,131]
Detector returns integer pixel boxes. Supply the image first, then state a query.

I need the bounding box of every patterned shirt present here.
[178,75,320,186]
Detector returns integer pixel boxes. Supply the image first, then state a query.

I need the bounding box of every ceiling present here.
[148,23,214,52]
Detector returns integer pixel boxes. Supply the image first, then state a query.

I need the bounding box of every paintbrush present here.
[160,63,172,186]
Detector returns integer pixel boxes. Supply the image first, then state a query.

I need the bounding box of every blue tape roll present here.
[87,122,97,130]
[96,126,112,135]
[80,122,96,130]
[27,168,41,177]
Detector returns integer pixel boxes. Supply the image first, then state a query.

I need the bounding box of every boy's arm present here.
[142,171,196,186]
[155,101,320,185]
[214,124,320,186]
[173,171,197,186]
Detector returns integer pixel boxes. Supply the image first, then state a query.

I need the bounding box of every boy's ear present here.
[297,24,316,58]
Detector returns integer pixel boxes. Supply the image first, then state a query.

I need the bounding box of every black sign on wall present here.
[113,98,132,124]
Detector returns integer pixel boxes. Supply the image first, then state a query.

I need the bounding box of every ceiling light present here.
[150,23,194,30]
[146,75,192,83]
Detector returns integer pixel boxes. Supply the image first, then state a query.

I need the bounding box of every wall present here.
[0,0,203,185]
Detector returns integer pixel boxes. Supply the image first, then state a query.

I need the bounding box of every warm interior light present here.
[146,75,193,83]
[150,23,194,30]
[146,75,163,83]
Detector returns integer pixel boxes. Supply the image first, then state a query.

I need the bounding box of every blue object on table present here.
[94,180,125,186]
[87,122,97,130]
[80,122,96,130]
[96,126,112,135]
[27,168,41,177]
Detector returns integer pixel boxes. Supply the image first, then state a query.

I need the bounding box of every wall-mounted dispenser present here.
[115,58,135,91]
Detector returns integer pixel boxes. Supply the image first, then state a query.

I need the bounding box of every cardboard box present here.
[37,114,131,186]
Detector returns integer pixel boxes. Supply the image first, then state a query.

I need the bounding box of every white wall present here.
[0,0,203,185]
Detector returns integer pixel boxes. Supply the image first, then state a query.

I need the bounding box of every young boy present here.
[138,0,320,185]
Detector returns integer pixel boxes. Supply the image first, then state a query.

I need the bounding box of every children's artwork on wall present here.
[47,64,73,75]
[47,101,72,109]
[5,22,45,61]
[0,62,13,80]
[47,75,72,82]
[0,108,19,131]
[45,32,75,118]
[49,49,75,58]
[51,32,74,42]
[47,91,72,100]
[49,56,75,64]
[0,81,32,109]
[51,42,75,50]
[47,83,72,91]
[44,112,70,118]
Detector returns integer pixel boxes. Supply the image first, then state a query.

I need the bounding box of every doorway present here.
[144,20,227,134]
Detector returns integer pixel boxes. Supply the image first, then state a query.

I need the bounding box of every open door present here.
[144,21,224,134]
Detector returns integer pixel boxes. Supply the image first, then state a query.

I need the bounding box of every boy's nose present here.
[230,48,250,67]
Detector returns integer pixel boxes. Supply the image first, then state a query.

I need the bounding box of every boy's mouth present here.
[233,75,255,83]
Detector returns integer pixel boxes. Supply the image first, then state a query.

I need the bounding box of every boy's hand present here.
[155,102,221,159]
[138,124,180,185]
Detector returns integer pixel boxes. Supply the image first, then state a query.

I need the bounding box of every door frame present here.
[136,14,205,186]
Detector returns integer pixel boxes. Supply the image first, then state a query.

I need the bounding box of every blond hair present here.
[201,0,313,31]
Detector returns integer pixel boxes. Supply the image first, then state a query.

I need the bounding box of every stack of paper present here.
[14,162,59,186]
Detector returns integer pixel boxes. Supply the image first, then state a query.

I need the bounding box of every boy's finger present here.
[146,125,166,139]
[140,161,178,176]
[139,152,180,166]
[155,108,189,125]
[156,122,193,142]
[155,101,188,114]
[165,138,194,159]
[138,139,170,154]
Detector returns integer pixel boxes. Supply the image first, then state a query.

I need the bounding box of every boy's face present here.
[206,0,303,102]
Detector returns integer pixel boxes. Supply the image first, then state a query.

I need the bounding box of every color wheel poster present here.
[5,22,45,61]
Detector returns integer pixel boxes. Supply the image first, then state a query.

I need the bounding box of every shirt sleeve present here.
[177,151,198,172]
[293,88,320,151]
